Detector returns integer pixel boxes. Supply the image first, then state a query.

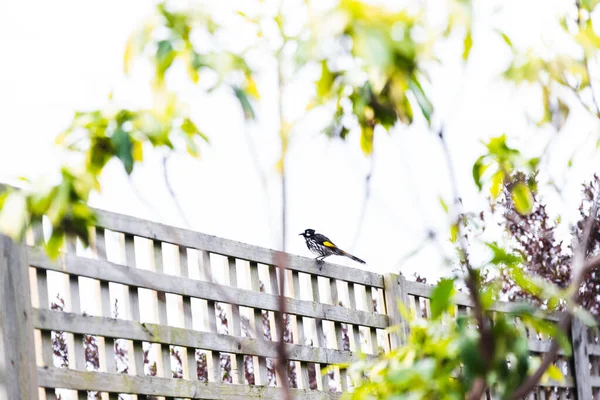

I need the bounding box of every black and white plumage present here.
[299,229,366,264]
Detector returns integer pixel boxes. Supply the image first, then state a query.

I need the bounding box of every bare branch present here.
[162,156,193,230]
[273,13,292,398]
[437,127,493,399]
[351,153,374,251]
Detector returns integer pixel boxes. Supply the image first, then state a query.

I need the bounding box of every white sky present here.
[1,0,599,285]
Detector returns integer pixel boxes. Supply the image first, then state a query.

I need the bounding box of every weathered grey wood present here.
[153,241,173,381]
[571,318,593,399]
[123,235,144,378]
[201,251,221,383]
[95,209,383,288]
[292,271,310,390]
[38,367,342,399]
[527,339,568,355]
[33,309,373,368]
[28,249,389,329]
[66,237,87,388]
[588,343,600,355]
[405,281,563,321]
[181,247,197,382]
[363,286,379,355]
[0,236,38,400]
[310,274,328,391]
[95,227,116,378]
[228,256,246,385]
[249,261,268,385]
[347,283,362,354]
[382,273,409,350]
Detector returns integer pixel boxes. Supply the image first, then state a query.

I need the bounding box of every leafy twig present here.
[509,184,599,398]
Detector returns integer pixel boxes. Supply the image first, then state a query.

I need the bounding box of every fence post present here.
[0,235,38,399]
[383,273,410,350]
[571,317,592,399]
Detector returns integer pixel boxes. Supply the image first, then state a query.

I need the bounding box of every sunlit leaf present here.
[450,223,459,243]
[544,365,564,383]
[360,124,374,155]
[511,182,533,215]
[430,278,455,319]
[124,33,136,75]
[462,30,473,60]
[486,242,522,266]
[496,31,513,49]
[245,73,260,99]
[490,170,504,199]
[317,61,335,99]
[155,40,176,85]
[439,196,449,214]
[132,140,144,162]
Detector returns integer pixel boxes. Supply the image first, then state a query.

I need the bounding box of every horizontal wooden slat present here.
[592,376,600,387]
[28,248,388,329]
[33,309,371,364]
[405,281,562,321]
[37,367,341,399]
[527,339,567,356]
[95,209,383,287]
[588,343,600,356]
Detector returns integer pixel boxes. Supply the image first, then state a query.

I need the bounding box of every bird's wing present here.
[314,234,338,248]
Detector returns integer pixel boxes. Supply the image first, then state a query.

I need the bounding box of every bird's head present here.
[299,229,315,238]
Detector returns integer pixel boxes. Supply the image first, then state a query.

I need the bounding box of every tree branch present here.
[437,127,494,399]
[273,11,292,398]
[351,154,374,251]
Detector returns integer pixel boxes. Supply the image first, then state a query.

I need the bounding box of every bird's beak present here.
[298,233,304,236]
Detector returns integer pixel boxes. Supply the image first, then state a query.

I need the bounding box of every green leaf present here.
[439,196,449,214]
[408,76,433,124]
[360,124,374,155]
[511,182,533,215]
[486,242,522,266]
[462,30,473,60]
[581,0,599,10]
[111,129,134,174]
[233,87,256,120]
[450,223,459,243]
[472,155,487,191]
[544,364,564,383]
[46,231,65,259]
[490,170,504,199]
[528,157,540,171]
[155,40,176,84]
[430,278,455,319]
[497,31,513,49]
[317,60,335,99]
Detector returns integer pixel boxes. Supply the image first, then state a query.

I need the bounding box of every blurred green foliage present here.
[344,285,568,400]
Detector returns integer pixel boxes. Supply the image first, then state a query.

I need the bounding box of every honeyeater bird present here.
[299,229,366,264]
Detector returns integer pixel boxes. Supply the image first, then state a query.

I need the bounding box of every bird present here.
[299,229,366,264]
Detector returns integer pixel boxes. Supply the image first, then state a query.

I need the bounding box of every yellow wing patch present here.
[322,241,336,248]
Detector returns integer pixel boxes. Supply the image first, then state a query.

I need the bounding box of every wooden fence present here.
[0,209,598,399]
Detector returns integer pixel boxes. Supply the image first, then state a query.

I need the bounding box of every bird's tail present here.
[339,249,366,264]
